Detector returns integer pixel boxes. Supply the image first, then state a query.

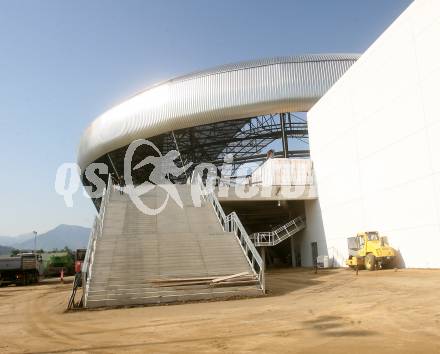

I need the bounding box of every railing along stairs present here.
[195,178,265,293]
[249,215,306,247]
[81,175,113,307]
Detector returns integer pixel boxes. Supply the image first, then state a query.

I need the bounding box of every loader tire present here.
[365,254,376,271]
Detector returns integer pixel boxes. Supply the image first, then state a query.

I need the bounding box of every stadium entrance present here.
[221,200,306,268]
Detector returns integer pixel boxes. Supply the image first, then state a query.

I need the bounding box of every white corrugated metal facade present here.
[78,54,359,170]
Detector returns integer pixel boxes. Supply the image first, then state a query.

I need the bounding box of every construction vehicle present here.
[346,231,396,270]
[0,253,43,286]
[74,249,86,274]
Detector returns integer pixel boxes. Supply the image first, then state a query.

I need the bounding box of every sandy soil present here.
[1,268,439,354]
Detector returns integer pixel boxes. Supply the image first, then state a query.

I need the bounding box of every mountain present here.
[15,225,91,251]
[0,233,34,247]
[0,245,14,256]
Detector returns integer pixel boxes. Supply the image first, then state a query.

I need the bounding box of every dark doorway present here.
[220,200,306,269]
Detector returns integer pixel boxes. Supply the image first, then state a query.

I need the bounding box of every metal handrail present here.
[205,191,227,229]
[82,175,113,306]
[196,179,265,293]
[250,215,306,246]
[225,212,265,292]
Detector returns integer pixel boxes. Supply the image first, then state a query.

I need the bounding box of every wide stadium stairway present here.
[83,183,263,308]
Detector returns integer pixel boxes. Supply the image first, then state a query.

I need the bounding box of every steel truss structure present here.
[97,112,309,185]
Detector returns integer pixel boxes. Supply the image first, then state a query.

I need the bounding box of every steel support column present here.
[280,113,289,158]
[290,236,297,268]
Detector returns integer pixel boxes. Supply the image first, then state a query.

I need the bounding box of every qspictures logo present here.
[55,139,309,215]
[122,139,192,215]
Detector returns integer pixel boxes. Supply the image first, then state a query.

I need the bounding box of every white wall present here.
[298,200,329,267]
[307,0,440,268]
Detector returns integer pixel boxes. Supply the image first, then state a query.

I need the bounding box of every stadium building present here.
[77,1,440,308]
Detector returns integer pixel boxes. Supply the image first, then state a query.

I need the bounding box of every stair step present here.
[87,286,261,308]
[85,184,263,308]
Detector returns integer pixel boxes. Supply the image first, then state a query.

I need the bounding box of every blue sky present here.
[0,0,412,236]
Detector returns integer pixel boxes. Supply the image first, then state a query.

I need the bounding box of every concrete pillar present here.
[261,246,266,268]
[290,236,296,267]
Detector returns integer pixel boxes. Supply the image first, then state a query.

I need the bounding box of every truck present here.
[0,253,43,286]
[346,231,396,271]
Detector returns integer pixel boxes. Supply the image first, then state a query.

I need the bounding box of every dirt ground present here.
[1,268,439,354]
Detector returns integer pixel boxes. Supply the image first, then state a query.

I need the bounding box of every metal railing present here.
[250,215,306,247]
[198,181,265,293]
[225,212,265,292]
[81,175,113,306]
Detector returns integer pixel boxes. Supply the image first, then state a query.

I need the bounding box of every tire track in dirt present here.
[25,287,81,348]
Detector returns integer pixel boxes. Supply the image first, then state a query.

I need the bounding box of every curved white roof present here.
[78,54,359,170]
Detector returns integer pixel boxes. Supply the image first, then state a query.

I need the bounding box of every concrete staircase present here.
[85,184,262,308]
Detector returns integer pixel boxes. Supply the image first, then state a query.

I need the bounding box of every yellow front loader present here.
[346,231,396,271]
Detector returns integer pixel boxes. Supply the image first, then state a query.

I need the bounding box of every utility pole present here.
[107,153,120,180]
[33,230,38,270]
[33,230,37,253]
